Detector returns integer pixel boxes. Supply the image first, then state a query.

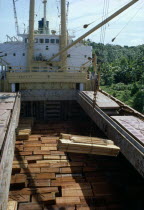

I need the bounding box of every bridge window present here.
[51,39,55,44]
[13,53,16,56]
[25,38,28,43]
[5,53,7,56]
[40,39,44,43]
[45,39,49,43]
[35,38,38,43]
[84,55,87,58]
[56,39,59,44]
[23,53,25,56]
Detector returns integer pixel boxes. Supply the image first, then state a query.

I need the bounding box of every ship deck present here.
[9,121,144,210]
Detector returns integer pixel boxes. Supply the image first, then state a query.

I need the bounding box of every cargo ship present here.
[0,0,144,209]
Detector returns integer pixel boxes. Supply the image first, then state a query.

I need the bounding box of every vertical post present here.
[60,0,67,71]
[98,65,101,90]
[27,0,35,71]
[93,54,97,74]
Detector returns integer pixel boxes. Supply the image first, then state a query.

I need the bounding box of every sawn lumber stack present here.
[8,121,144,210]
[58,134,120,156]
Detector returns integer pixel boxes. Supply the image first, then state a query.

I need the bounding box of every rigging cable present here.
[112,1,144,42]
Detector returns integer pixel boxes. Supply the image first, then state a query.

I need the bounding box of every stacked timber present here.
[8,122,144,210]
[16,118,34,140]
[58,134,120,156]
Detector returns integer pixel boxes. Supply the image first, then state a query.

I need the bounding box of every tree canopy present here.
[89,42,144,113]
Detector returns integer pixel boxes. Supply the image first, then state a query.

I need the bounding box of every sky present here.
[0,0,144,46]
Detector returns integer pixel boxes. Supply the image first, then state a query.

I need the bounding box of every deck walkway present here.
[77,91,144,177]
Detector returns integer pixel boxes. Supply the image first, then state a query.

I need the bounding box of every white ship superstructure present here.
[0,0,92,72]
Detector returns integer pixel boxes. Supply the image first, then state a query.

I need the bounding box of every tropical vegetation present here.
[90,42,144,113]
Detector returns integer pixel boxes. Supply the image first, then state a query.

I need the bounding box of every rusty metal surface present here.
[83,91,119,109]
[77,91,144,177]
[112,116,144,146]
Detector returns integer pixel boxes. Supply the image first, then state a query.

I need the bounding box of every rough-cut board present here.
[7,201,17,210]
[111,116,144,146]
[83,91,119,109]
[58,139,120,156]
[61,133,114,145]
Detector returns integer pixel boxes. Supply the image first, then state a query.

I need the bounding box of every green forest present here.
[90,42,144,114]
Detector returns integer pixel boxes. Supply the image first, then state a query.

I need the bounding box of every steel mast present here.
[13,0,20,35]
[27,0,35,71]
[60,0,67,71]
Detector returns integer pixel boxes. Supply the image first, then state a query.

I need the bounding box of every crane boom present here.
[13,0,20,35]
[47,0,139,63]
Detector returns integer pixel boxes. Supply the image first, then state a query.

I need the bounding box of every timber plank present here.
[29,179,51,187]
[35,173,55,179]
[7,201,17,210]
[9,195,30,202]
[41,167,60,173]
[44,205,75,210]
[60,167,83,173]
[62,189,93,197]
[24,146,41,151]
[58,139,119,156]
[41,146,57,151]
[56,197,81,205]
[25,155,43,160]
[18,203,43,210]
[20,168,41,174]
[33,150,51,155]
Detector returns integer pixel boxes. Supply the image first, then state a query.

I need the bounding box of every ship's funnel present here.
[42,0,49,34]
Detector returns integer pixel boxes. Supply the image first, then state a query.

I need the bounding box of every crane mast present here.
[13,0,20,35]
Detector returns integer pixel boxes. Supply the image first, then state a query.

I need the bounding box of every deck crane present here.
[13,0,20,35]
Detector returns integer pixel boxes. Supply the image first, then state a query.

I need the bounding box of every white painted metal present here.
[80,83,84,91]
[0,0,92,73]
[11,83,15,92]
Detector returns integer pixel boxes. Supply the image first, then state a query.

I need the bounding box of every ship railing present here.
[7,66,88,73]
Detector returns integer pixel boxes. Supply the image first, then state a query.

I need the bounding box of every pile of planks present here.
[8,121,141,210]
[9,130,120,210]
[58,134,120,156]
[16,118,34,140]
